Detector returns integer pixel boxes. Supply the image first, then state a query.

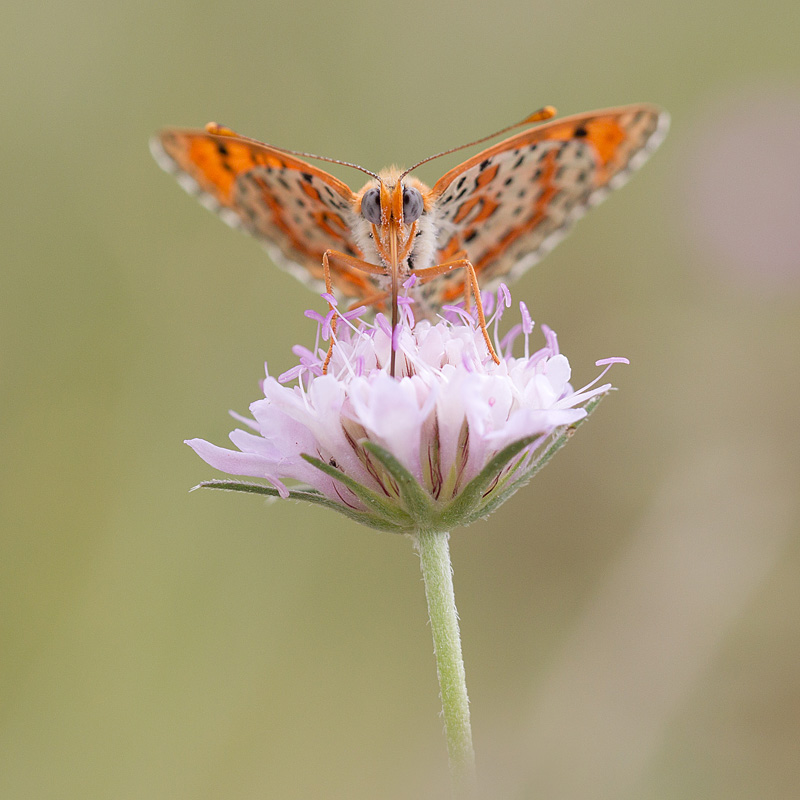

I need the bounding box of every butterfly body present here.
[151,104,668,314]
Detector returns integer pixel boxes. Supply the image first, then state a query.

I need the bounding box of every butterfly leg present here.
[413,258,501,365]
[321,250,386,374]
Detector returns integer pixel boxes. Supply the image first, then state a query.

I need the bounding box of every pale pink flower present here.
[187,287,626,531]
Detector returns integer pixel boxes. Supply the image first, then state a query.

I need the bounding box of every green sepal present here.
[191,479,285,497]
[361,441,436,524]
[300,454,415,528]
[192,479,408,533]
[437,434,539,528]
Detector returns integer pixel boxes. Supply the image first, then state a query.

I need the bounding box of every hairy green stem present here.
[414,529,476,796]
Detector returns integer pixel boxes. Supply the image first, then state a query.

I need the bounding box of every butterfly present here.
[151,104,668,372]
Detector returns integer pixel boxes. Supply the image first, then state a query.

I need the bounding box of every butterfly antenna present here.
[399,106,557,178]
[205,123,381,180]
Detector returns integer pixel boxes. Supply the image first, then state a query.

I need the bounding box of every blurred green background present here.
[3,0,799,797]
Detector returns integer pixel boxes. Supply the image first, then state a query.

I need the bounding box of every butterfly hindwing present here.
[426,104,668,301]
[151,128,372,297]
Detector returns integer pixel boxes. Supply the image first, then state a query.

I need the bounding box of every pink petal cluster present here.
[187,288,626,516]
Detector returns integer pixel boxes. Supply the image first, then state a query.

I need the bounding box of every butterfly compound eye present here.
[361,187,382,224]
[402,186,424,222]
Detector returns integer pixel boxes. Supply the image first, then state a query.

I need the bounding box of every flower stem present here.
[414,529,477,796]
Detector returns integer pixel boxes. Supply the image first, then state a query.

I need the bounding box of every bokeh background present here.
[3,1,799,798]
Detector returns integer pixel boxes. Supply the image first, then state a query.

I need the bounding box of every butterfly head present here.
[356,169,432,272]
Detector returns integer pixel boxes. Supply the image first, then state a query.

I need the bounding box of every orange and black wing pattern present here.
[151,127,370,296]
[424,104,669,302]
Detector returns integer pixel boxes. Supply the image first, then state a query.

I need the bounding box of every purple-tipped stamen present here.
[540,323,559,355]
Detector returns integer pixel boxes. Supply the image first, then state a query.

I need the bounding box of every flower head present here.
[187,287,626,532]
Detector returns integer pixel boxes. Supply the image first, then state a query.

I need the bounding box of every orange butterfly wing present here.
[151,128,376,299]
[424,104,669,302]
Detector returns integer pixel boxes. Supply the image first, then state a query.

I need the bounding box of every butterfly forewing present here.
[425,104,668,301]
[151,128,374,298]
